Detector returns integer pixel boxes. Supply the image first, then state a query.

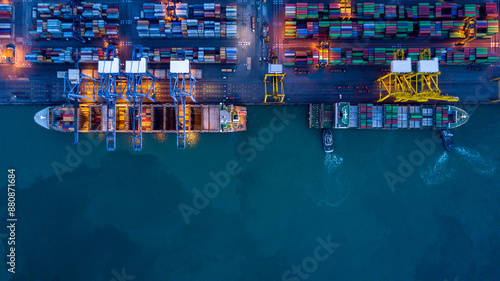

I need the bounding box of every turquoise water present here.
[0,105,499,281]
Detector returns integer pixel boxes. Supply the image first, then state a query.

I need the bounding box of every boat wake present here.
[311,154,350,207]
[324,153,344,172]
[456,147,497,175]
[420,151,454,185]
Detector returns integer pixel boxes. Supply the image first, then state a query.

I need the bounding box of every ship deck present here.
[49,104,246,133]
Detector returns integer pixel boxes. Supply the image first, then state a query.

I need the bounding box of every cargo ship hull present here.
[309,103,468,130]
[35,104,247,133]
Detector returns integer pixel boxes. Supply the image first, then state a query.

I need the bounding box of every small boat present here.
[322,129,334,153]
[440,129,455,151]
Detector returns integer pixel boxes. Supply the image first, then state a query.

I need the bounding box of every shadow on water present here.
[456,147,497,176]
[420,151,454,185]
[309,154,350,208]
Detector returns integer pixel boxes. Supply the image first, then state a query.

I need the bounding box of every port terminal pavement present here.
[1,0,500,105]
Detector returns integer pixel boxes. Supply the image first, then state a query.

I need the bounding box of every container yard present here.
[0,0,499,151]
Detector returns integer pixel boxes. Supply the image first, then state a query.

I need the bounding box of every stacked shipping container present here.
[141,47,237,64]
[137,2,237,39]
[284,3,498,40]
[25,47,112,63]
[26,47,237,64]
[285,2,496,21]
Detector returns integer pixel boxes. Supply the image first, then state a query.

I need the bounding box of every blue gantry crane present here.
[98,44,127,151]
[169,50,196,149]
[64,66,97,145]
[125,45,157,151]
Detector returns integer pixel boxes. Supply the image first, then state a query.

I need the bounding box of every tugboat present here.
[440,129,455,151]
[322,129,334,153]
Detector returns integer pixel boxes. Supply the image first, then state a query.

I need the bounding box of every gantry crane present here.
[125,45,157,151]
[169,50,196,149]
[264,55,286,103]
[377,49,459,102]
[98,44,127,151]
[64,68,97,145]
[456,17,477,46]
[63,0,86,43]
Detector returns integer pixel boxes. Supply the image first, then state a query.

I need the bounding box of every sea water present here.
[0,105,499,281]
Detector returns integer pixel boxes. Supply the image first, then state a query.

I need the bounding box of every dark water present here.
[0,105,499,281]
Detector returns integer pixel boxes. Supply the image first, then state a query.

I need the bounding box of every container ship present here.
[309,103,468,129]
[35,103,247,133]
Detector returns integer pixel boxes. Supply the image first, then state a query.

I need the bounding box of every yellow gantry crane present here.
[377,49,459,102]
[263,56,286,103]
[456,17,477,46]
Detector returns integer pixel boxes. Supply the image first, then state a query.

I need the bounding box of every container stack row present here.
[383,104,398,129]
[137,2,237,38]
[142,107,152,132]
[25,47,74,63]
[141,47,237,64]
[358,104,373,129]
[31,3,119,39]
[138,19,236,38]
[284,20,498,40]
[284,47,499,66]
[370,105,434,129]
[141,3,167,20]
[25,47,112,63]
[0,4,12,39]
[82,20,119,38]
[53,109,75,131]
[340,104,437,129]
[31,19,119,39]
[284,3,497,21]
